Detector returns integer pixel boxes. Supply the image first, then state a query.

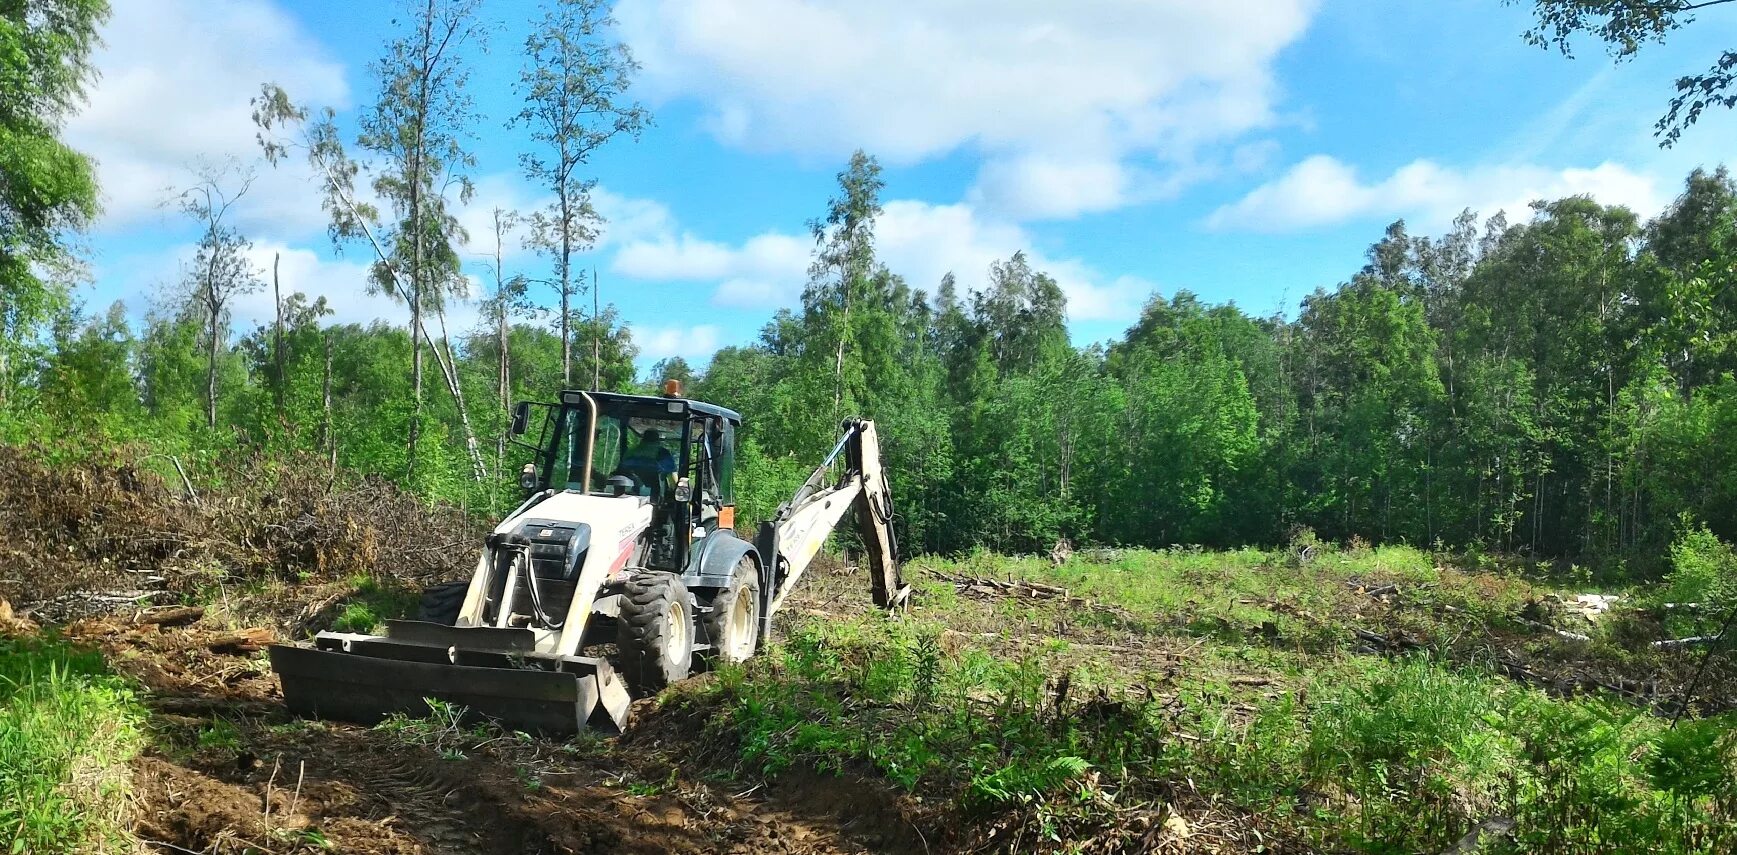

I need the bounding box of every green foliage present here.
[375,698,475,753]
[0,0,109,392]
[1664,521,1737,612]
[1514,1,1733,145]
[0,635,143,854]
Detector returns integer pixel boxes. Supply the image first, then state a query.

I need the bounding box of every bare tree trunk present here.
[559,179,572,385]
[322,333,335,469]
[560,266,571,386]
[206,295,220,430]
[405,5,432,483]
[495,220,510,483]
[592,267,600,391]
[433,307,487,481]
[273,252,285,422]
[406,137,425,482]
[409,291,423,480]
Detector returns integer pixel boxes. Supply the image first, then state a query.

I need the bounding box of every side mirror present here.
[673,477,692,503]
[519,462,538,492]
[509,402,531,436]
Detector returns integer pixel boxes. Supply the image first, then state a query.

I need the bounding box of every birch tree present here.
[171,161,262,429]
[515,0,648,385]
[251,0,487,482]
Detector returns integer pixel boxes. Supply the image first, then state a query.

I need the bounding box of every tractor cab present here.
[511,385,741,572]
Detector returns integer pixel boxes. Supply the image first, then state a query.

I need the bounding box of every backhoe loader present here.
[269,384,910,734]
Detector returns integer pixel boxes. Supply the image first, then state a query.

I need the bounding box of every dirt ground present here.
[61,586,934,855]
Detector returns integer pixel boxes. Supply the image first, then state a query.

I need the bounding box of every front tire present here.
[702,556,761,665]
[617,571,695,695]
[416,580,469,625]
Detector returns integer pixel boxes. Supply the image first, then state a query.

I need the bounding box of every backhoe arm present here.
[760,418,911,620]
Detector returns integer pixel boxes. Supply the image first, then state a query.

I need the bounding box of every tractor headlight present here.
[519,463,539,492]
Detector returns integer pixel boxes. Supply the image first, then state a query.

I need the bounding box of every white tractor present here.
[270,384,909,733]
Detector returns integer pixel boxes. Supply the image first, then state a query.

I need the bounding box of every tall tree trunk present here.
[405,6,431,483]
[322,332,334,468]
[559,166,573,386]
[496,231,509,482]
[592,269,600,391]
[432,307,487,481]
[560,237,572,386]
[406,132,425,483]
[273,252,285,422]
[206,298,220,430]
[409,288,423,480]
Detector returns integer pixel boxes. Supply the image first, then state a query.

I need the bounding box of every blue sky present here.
[66,0,1737,371]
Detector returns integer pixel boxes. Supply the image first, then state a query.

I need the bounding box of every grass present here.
[685,544,1737,853]
[329,574,421,634]
[0,634,145,854]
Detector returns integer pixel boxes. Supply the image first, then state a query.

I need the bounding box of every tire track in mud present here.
[339,750,494,855]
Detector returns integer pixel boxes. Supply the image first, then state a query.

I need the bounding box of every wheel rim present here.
[726,591,756,660]
[664,599,689,666]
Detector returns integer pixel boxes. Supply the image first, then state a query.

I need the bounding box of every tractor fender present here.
[682,530,759,592]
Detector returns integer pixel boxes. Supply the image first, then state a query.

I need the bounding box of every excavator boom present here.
[760,418,909,619]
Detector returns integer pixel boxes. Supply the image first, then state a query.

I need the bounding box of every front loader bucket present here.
[269,621,631,736]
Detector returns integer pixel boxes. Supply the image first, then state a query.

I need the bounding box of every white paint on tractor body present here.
[455,490,654,656]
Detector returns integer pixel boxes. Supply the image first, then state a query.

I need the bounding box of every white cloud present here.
[613,232,811,309]
[616,0,1316,220]
[67,0,349,238]
[591,186,679,250]
[877,201,1146,322]
[452,176,680,276]
[632,324,723,362]
[967,155,1133,221]
[1206,155,1665,232]
[608,198,1146,321]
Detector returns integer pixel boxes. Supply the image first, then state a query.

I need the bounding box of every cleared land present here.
[0,452,1732,854]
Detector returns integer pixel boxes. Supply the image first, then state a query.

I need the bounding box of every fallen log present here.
[1651,634,1726,650]
[206,627,273,655]
[134,605,205,627]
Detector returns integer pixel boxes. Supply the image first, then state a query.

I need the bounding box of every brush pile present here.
[0,445,483,623]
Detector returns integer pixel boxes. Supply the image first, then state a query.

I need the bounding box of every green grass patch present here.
[0,635,145,854]
[702,608,1736,853]
[331,574,421,633]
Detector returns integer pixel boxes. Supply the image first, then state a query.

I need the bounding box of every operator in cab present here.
[618,427,677,497]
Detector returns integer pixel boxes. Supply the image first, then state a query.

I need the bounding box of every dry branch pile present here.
[0,445,483,622]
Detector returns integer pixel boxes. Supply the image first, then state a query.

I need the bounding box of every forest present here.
[9,152,1737,570]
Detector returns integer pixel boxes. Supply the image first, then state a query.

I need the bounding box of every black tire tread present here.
[416,580,469,625]
[616,571,693,695]
[700,556,760,667]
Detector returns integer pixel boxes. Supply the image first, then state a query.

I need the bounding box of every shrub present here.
[1664,522,1737,611]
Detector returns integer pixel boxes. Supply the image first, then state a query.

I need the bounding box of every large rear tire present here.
[617,571,694,695]
[702,556,761,666]
[416,580,469,625]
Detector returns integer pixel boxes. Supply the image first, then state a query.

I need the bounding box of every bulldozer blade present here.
[269,641,631,736]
